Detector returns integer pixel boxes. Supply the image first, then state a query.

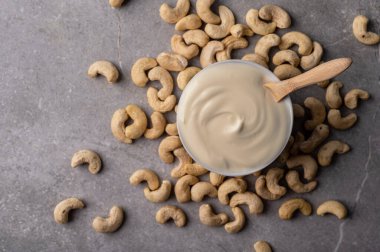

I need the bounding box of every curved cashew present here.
[258,4,291,29]
[148,66,174,100]
[278,198,312,220]
[229,192,264,214]
[277,136,294,164]
[175,175,199,203]
[255,175,282,200]
[159,0,190,24]
[254,241,272,252]
[204,5,235,39]
[199,204,228,226]
[158,136,182,163]
[286,155,318,181]
[109,0,124,8]
[92,206,124,233]
[344,88,370,109]
[304,97,326,131]
[157,52,188,72]
[352,15,380,45]
[171,35,199,60]
[246,9,276,36]
[183,29,210,48]
[326,81,343,109]
[209,172,225,187]
[317,200,347,219]
[317,140,350,167]
[144,180,172,203]
[292,103,305,118]
[170,147,193,178]
[290,132,305,156]
[182,163,209,176]
[156,205,187,227]
[111,108,131,144]
[242,54,268,69]
[272,50,300,66]
[216,36,248,62]
[279,31,313,56]
[300,41,323,70]
[230,24,254,38]
[224,207,245,233]
[300,124,330,153]
[54,198,84,224]
[273,64,302,80]
[131,57,158,87]
[218,178,247,205]
[144,112,167,139]
[88,60,119,83]
[327,109,357,130]
[286,170,317,193]
[71,149,102,174]
[175,14,202,31]
[266,168,287,196]
[191,181,218,202]
[165,123,178,136]
[147,87,177,113]
[177,67,201,90]
[129,168,160,190]
[196,0,221,25]
[254,34,281,62]
[200,40,224,68]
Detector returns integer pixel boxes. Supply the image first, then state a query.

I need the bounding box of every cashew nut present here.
[199,204,228,226]
[254,241,272,252]
[191,181,218,202]
[273,64,302,80]
[171,35,200,60]
[279,31,313,56]
[344,88,370,109]
[290,132,305,155]
[165,123,178,136]
[88,60,119,83]
[317,140,350,167]
[177,67,201,90]
[273,50,300,67]
[182,163,209,176]
[156,205,187,227]
[286,155,318,181]
[224,207,245,233]
[196,0,220,25]
[183,29,210,48]
[352,15,380,45]
[144,180,172,203]
[229,192,264,214]
[327,109,357,130]
[246,9,276,36]
[317,200,347,219]
[277,136,294,164]
[300,124,330,153]
[158,136,182,163]
[254,34,281,62]
[131,57,158,87]
[278,198,312,220]
[175,175,199,203]
[109,0,124,8]
[266,168,287,196]
[253,171,262,177]
[255,175,281,200]
[218,178,247,205]
[292,103,305,118]
[144,112,167,139]
[92,206,124,233]
[54,198,85,224]
[216,36,248,62]
[159,0,190,24]
[300,41,323,70]
[200,40,224,68]
[286,170,318,193]
[325,81,343,109]
[259,4,291,29]
[148,66,174,100]
[157,52,188,72]
[175,14,202,31]
[71,149,102,174]
[204,5,235,39]
[129,168,160,190]
[170,147,193,178]
[230,24,254,38]
[209,172,225,187]
[147,87,177,113]
[242,54,268,69]
[304,97,326,131]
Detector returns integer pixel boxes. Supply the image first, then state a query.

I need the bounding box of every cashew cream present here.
[177,60,293,175]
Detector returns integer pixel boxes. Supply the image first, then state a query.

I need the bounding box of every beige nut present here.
[171,35,200,60]
[177,67,201,90]
[286,155,318,181]
[159,0,190,24]
[300,41,323,70]
[266,168,287,196]
[253,241,272,252]
[144,180,172,203]
[175,175,199,203]
[326,81,343,109]
[272,50,300,67]
[200,40,225,68]
[327,109,357,130]
[157,52,188,72]
[230,24,254,38]
[317,200,347,219]
[165,123,178,136]
[352,15,380,45]
[209,172,225,187]
[218,178,247,205]
[111,108,131,144]
[54,198,85,224]
[148,66,174,100]
[278,198,312,220]
[300,124,330,153]
[131,57,158,87]
[224,207,245,233]
[175,14,202,31]
[71,149,102,174]
[277,136,294,164]
[183,29,210,48]
[229,192,264,214]
[304,97,326,131]
[344,88,370,109]
[88,60,119,83]
[92,206,124,233]
[279,31,313,56]
[158,136,182,163]
[144,112,167,139]
[199,204,228,226]
[286,170,318,193]
[246,9,276,36]
[292,103,305,118]
[156,205,187,227]
[254,34,281,62]
[216,36,248,62]
[182,163,209,176]
[241,54,269,69]
[129,168,160,190]
[290,132,305,155]
[196,0,221,25]
[147,87,177,113]
[204,5,235,39]
[170,147,193,178]
[252,171,262,177]
[255,175,281,200]
[109,0,124,8]
[317,140,350,167]
[191,181,218,202]
[273,64,302,80]
[259,4,291,29]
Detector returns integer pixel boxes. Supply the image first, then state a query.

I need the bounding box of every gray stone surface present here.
[0,0,379,251]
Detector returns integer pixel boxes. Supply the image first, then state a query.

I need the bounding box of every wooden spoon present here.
[264,58,352,102]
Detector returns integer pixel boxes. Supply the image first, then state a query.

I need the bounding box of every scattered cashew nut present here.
[88,60,119,83]
[165,123,178,136]
[71,149,102,174]
[54,198,85,224]
[224,207,245,233]
[278,198,312,220]
[156,205,187,227]
[171,35,200,60]
[304,97,326,131]
[344,88,370,109]
[175,14,202,31]
[286,170,318,193]
[279,31,313,56]
[317,140,350,167]
[259,4,291,29]
[109,0,124,8]
[218,178,247,205]
[286,155,318,181]
[274,64,302,80]
[242,54,268,69]
[157,52,188,72]
[147,87,177,113]
[352,15,380,45]
[159,0,190,24]
[131,57,158,87]
[148,66,174,100]
[254,34,281,62]
[183,29,210,48]
[191,181,218,202]
[266,168,287,196]
[216,36,248,61]
[92,206,124,233]
[209,172,225,187]
[317,200,347,219]
[255,175,281,200]
[272,50,300,67]
[170,147,193,178]
[196,0,221,25]
[229,192,264,214]
[200,40,224,68]
[254,241,272,252]
[199,204,228,226]
[326,81,343,109]
[246,9,276,36]
[182,163,209,176]
[299,124,330,153]
[129,168,160,190]
[230,24,254,38]
[177,67,201,90]
[144,180,172,203]
[144,112,167,139]
[175,175,199,203]
[204,5,235,39]
[300,41,323,70]
[158,136,182,163]
[327,109,357,130]
[292,103,305,118]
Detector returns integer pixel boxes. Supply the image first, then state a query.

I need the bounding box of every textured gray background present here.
[0,0,379,251]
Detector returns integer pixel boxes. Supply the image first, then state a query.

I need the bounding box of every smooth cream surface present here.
[177,62,292,175]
